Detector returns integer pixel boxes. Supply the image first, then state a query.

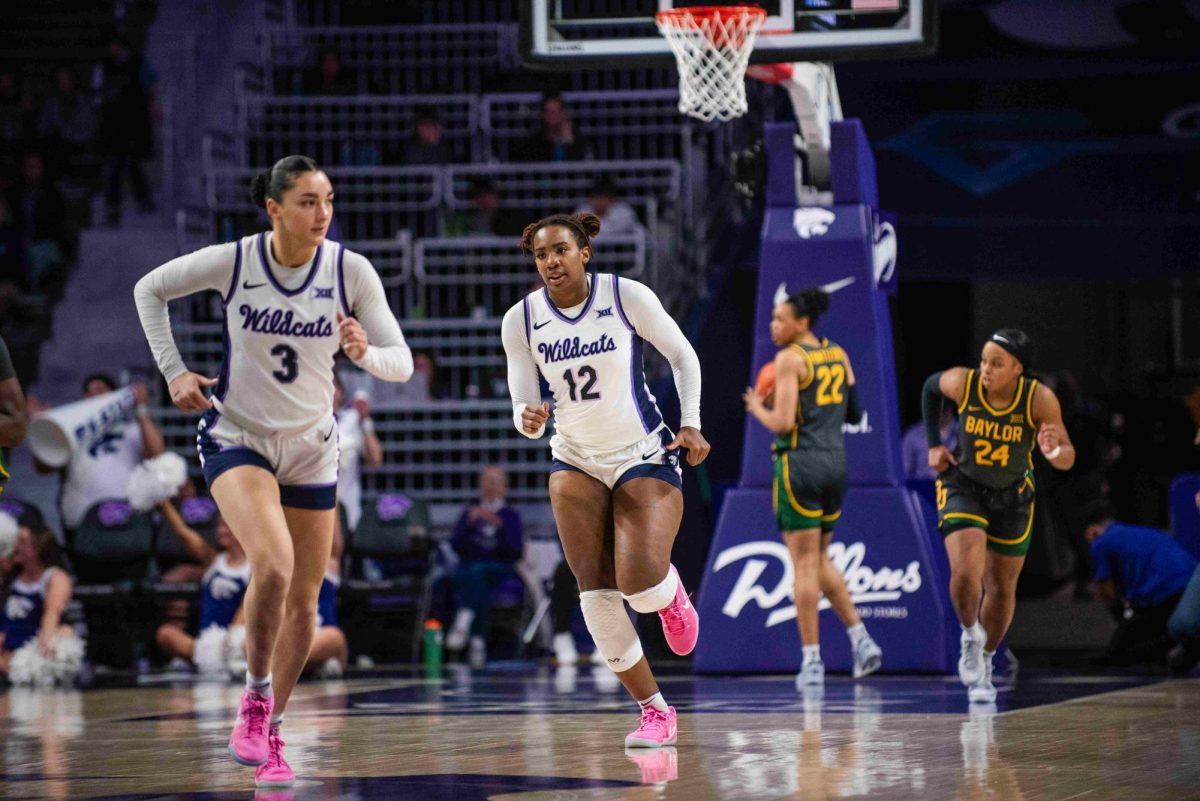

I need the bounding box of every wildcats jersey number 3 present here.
[217,233,349,435]
[525,273,663,454]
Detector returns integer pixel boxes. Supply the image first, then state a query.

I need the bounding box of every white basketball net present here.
[656,6,768,122]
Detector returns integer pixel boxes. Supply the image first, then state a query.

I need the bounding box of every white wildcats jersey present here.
[216,233,347,434]
[525,273,663,454]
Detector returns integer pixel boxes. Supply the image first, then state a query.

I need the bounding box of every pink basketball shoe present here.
[228,690,273,766]
[255,726,295,788]
[658,565,699,656]
[625,705,678,748]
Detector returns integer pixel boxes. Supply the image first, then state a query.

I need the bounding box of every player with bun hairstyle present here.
[744,287,883,688]
[502,212,709,748]
[134,155,413,787]
[922,328,1075,703]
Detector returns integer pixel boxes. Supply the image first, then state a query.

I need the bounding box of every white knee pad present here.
[623,568,678,614]
[580,590,643,673]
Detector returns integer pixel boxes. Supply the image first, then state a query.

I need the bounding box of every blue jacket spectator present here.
[446,467,524,667]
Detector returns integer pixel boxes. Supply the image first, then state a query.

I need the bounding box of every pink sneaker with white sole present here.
[658,565,699,656]
[625,705,678,748]
[229,690,273,766]
[255,726,295,788]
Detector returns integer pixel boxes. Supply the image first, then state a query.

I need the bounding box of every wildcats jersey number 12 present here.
[525,273,664,454]
[216,233,349,435]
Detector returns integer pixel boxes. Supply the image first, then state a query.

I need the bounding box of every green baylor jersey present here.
[774,339,849,454]
[953,369,1039,489]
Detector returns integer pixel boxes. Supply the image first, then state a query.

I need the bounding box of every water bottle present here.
[423,619,443,676]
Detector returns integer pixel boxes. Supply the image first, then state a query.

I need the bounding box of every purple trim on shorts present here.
[615,463,682,491]
[549,458,586,477]
[337,243,351,317]
[280,482,337,510]
[542,271,598,325]
[201,447,274,490]
[223,238,243,306]
[259,233,324,298]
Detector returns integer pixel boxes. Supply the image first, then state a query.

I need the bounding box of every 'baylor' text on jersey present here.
[525,273,664,454]
[953,369,1038,489]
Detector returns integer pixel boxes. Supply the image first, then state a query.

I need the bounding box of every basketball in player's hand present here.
[755,362,775,407]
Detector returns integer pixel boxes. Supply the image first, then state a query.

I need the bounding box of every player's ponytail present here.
[787,287,831,329]
[247,155,321,208]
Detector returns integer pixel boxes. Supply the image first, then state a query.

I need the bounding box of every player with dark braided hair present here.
[502,212,709,748]
[922,329,1075,702]
[744,287,883,689]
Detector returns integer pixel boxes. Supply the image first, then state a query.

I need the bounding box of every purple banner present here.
[693,487,955,674]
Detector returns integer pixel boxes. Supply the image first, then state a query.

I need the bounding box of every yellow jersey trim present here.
[1024,378,1039,429]
[957,370,974,414]
[979,375,1025,417]
[793,344,817,392]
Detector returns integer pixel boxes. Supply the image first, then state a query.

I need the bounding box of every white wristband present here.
[360,418,375,434]
[1045,445,1062,460]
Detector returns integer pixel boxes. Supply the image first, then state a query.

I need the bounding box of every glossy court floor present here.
[3,664,1198,801]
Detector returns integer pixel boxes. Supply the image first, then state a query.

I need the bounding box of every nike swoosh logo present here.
[323,425,335,442]
[820,276,856,294]
[641,450,658,461]
[533,320,552,330]
[243,281,267,290]
[773,276,855,304]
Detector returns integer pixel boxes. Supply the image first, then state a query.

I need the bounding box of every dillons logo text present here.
[537,334,618,364]
[713,540,922,627]
[238,305,334,338]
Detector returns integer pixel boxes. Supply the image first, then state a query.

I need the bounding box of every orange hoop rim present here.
[655,5,769,49]
[654,5,769,26]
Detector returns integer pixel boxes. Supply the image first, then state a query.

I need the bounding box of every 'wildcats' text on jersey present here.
[524,274,664,454]
[216,232,351,436]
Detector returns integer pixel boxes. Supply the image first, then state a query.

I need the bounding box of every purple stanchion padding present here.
[695,119,962,675]
[693,486,953,674]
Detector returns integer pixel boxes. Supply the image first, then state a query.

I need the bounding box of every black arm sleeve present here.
[845,383,862,425]
[921,371,947,447]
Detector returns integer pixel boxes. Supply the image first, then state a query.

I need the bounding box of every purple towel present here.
[98,501,134,527]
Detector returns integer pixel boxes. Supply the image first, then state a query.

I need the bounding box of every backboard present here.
[520,1,937,69]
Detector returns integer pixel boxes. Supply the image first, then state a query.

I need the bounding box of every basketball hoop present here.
[655,5,768,123]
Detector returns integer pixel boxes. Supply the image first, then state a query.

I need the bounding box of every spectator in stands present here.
[0,511,15,594]
[305,47,357,96]
[11,152,69,294]
[445,466,524,667]
[32,375,165,537]
[307,518,348,678]
[399,107,452,165]
[335,373,383,534]
[902,407,956,480]
[1083,499,1198,667]
[445,177,524,238]
[0,333,26,497]
[36,66,97,170]
[155,504,250,676]
[574,176,645,243]
[514,93,590,162]
[95,34,156,226]
[0,523,84,683]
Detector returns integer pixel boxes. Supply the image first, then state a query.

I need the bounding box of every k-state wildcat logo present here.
[793,207,836,239]
[713,539,922,628]
[238,305,334,338]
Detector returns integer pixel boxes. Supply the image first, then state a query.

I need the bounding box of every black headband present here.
[989,333,1027,368]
